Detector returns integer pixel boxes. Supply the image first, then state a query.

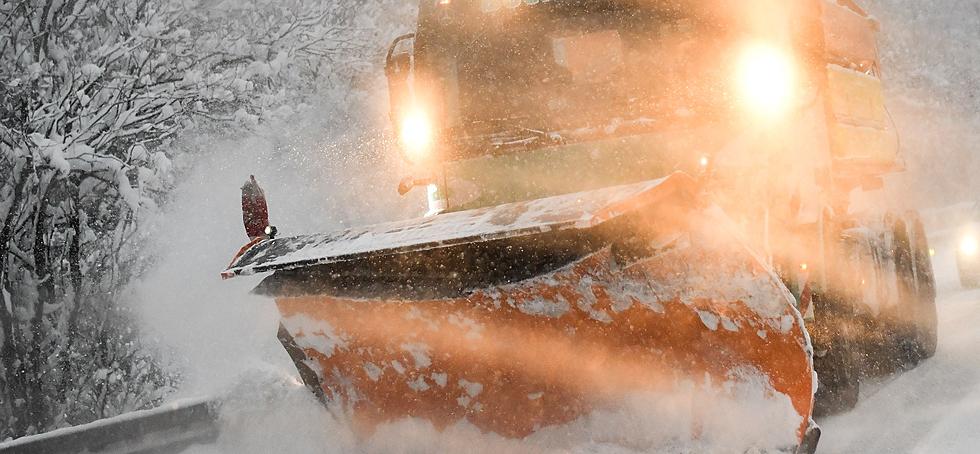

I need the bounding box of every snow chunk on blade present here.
[222,173,696,278]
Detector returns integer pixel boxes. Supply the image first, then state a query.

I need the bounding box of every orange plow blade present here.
[225,174,815,450]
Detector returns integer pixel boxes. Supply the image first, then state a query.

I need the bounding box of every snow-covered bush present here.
[0,0,406,439]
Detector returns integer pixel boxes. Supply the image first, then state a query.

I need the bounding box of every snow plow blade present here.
[224,173,815,449]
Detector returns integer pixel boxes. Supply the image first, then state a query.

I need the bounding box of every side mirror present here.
[386,34,416,126]
[386,47,413,79]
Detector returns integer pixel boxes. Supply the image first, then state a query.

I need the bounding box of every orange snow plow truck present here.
[224,1,937,452]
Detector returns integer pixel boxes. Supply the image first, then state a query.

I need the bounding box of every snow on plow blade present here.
[225,173,815,450]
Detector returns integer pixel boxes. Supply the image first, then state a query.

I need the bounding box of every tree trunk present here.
[26,173,55,434]
[59,197,84,401]
[0,156,34,437]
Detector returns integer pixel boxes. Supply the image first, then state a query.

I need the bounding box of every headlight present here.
[399,108,434,161]
[961,236,979,256]
[735,42,797,118]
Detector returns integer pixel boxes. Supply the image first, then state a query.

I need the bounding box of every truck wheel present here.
[891,217,938,367]
[813,334,861,417]
[909,216,938,359]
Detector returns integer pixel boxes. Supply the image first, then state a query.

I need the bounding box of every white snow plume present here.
[127,103,421,452]
[130,117,402,392]
[131,110,414,393]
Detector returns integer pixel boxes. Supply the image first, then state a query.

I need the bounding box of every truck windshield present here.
[446,2,730,141]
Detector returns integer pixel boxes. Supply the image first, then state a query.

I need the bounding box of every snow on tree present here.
[0,0,409,440]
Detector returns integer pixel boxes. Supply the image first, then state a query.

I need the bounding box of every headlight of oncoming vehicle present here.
[735,42,797,118]
[960,235,979,256]
[399,108,434,162]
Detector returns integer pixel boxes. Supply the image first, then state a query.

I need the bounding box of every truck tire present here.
[891,217,938,368]
[909,216,938,359]
[813,333,861,417]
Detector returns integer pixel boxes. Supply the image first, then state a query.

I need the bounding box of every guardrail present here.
[0,397,220,454]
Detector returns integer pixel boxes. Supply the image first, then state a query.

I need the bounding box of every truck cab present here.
[388,0,896,220]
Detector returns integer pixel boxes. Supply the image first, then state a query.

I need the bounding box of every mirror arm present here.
[385,33,417,77]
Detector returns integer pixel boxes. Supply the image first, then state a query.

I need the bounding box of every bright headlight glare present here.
[736,43,797,118]
[399,109,434,161]
[961,236,979,256]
